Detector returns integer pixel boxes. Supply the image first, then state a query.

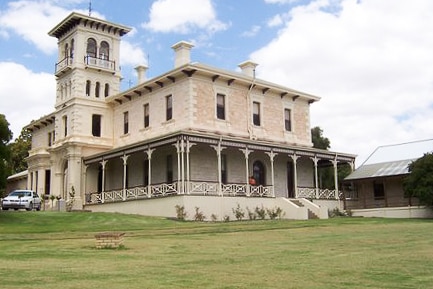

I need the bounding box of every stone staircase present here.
[289,199,319,219]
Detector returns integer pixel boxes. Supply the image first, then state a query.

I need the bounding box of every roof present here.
[345,139,433,181]
[362,139,433,165]
[7,170,28,180]
[109,62,321,106]
[48,12,131,38]
[345,159,414,180]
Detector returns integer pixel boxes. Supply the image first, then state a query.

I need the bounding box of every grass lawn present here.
[0,211,432,289]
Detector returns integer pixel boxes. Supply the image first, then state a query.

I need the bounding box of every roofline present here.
[48,12,132,38]
[108,62,321,105]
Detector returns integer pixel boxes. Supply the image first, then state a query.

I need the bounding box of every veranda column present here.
[185,139,195,194]
[212,140,226,196]
[82,165,88,204]
[332,156,339,199]
[240,147,252,196]
[145,148,154,198]
[265,151,277,197]
[100,159,107,203]
[121,154,129,201]
[174,139,185,194]
[290,154,299,198]
[181,138,185,194]
[311,156,319,199]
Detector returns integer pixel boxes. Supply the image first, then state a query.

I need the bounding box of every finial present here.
[88,0,92,16]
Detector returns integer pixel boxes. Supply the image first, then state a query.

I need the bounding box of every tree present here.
[8,128,31,174]
[311,126,330,150]
[403,152,433,206]
[311,126,351,189]
[0,114,13,195]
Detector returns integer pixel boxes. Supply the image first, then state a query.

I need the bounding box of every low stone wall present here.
[95,232,125,249]
[351,206,433,218]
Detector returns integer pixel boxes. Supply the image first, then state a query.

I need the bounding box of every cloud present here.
[242,25,261,37]
[251,0,433,165]
[0,62,55,140]
[120,41,148,67]
[142,0,228,34]
[0,0,104,54]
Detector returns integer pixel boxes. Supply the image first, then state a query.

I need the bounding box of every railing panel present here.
[125,187,148,200]
[189,182,218,195]
[84,56,115,70]
[150,183,177,197]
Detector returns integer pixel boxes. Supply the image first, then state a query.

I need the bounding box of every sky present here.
[1,0,432,167]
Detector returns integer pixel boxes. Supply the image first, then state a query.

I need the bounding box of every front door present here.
[287,161,295,198]
[253,161,265,185]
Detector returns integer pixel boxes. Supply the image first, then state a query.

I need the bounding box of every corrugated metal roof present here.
[345,159,415,180]
[346,139,433,181]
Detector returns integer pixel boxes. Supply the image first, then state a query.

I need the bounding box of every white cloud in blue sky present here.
[0,0,432,165]
[142,0,228,34]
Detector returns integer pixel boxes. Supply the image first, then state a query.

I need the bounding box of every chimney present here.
[135,65,148,84]
[171,41,194,68]
[238,60,258,78]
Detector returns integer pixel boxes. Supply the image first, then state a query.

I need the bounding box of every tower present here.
[49,12,131,107]
[46,12,131,207]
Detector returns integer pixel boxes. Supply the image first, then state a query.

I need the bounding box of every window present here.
[144,103,150,128]
[63,116,68,137]
[216,93,225,120]
[86,38,97,58]
[253,102,260,126]
[284,108,292,132]
[92,114,101,137]
[123,111,129,134]
[166,95,172,121]
[99,41,109,60]
[166,155,173,183]
[104,83,109,97]
[95,82,100,98]
[48,132,52,147]
[45,170,51,195]
[86,80,91,96]
[70,39,74,58]
[64,43,68,59]
[374,181,385,199]
[221,154,227,184]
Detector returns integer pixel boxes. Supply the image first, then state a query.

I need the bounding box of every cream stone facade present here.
[23,12,356,219]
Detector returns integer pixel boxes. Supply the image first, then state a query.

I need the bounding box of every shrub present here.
[264,207,284,220]
[194,207,205,221]
[246,207,257,220]
[223,215,230,222]
[328,207,350,218]
[232,203,245,221]
[210,214,218,222]
[255,205,267,220]
[66,186,76,212]
[175,205,187,220]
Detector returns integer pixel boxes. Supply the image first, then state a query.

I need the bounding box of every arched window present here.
[86,38,97,58]
[99,41,109,60]
[95,82,100,98]
[86,80,91,96]
[64,43,68,59]
[70,39,74,58]
[104,83,109,97]
[253,160,265,186]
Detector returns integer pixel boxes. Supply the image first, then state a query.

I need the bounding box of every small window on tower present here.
[123,111,129,134]
[86,80,91,96]
[92,114,101,137]
[95,82,100,98]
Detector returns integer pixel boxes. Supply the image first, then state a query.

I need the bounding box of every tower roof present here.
[48,12,131,39]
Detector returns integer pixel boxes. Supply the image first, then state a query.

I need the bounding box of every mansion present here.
[19,12,356,219]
